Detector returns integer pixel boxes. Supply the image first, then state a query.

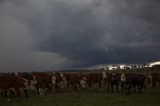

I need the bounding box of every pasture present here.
[0,88,160,106]
[0,68,160,106]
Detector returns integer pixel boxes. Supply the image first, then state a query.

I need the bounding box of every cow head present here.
[80,76,87,88]
[31,75,38,90]
[60,73,63,78]
[145,74,152,84]
[102,71,107,79]
[59,73,66,81]
[51,75,56,85]
[120,73,126,82]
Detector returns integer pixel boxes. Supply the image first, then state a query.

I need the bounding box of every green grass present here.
[0,89,160,106]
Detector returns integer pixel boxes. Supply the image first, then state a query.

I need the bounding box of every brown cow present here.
[83,72,104,89]
[68,73,86,91]
[16,72,33,89]
[151,72,160,89]
[32,72,56,95]
[0,75,29,98]
[58,72,86,91]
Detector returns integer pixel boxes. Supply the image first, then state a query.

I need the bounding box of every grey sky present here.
[0,0,160,72]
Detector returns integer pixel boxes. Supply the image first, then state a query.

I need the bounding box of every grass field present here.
[0,88,160,106]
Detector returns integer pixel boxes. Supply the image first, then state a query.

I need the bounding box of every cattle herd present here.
[0,70,160,99]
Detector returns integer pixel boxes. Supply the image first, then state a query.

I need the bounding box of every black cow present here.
[120,73,148,95]
[107,73,121,92]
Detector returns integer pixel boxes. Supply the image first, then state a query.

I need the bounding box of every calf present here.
[0,75,29,98]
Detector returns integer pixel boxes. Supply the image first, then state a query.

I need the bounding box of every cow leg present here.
[47,85,53,94]
[103,79,107,89]
[36,88,40,95]
[133,84,136,93]
[99,82,102,89]
[143,84,147,93]
[67,81,70,88]
[9,90,16,97]
[66,81,69,88]
[126,85,131,95]
[129,84,132,95]
[51,84,56,94]
[15,88,21,98]
[73,83,76,91]
[72,83,78,92]
[0,91,3,96]
[139,84,144,94]
[137,84,142,94]
[70,83,73,91]
[46,87,49,94]
[107,82,110,91]
[138,85,141,94]
[152,82,156,90]
[102,79,105,89]
[35,88,39,95]
[71,83,74,90]
[140,85,143,93]
[89,81,91,88]
[3,90,14,98]
[121,83,124,93]
[137,85,140,93]
[88,81,92,89]
[127,86,130,95]
[76,83,80,92]
[4,90,7,97]
[24,89,29,98]
[124,85,128,95]
[111,84,114,92]
[74,83,77,91]
[39,88,44,95]
[34,85,40,95]
[116,84,119,93]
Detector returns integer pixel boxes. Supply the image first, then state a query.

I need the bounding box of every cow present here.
[83,72,104,89]
[16,72,33,89]
[0,73,15,97]
[0,75,29,98]
[53,72,65,89]
[120,73,149,95]
[59,73,72,88]
[58,72,86,91]
[32,72,56,95]
[107,73,121,93]
[151,72,160,89]
[69,73,87,91]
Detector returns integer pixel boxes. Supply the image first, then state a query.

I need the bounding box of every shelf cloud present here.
[0,0,160,72]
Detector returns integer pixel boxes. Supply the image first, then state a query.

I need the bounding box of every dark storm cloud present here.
[39,0,160,67]
[1,0,160,71]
